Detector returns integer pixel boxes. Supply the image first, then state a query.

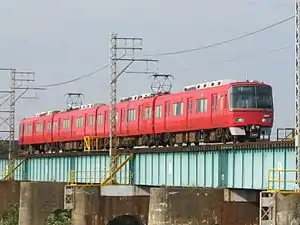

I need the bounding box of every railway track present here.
[9,139,294,158]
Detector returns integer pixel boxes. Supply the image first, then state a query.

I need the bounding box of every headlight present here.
[234,117,244,123]
[262,118,272,123]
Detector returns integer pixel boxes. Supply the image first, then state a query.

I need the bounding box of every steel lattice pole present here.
[109,33,117,157]
[296,0,300,184]
[8,70,16,162]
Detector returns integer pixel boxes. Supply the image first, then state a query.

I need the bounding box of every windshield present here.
[229,85,273,109]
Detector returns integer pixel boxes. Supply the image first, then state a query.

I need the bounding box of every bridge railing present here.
[276,128,295,141]
[67,169,133,186]
[267,168,300,193]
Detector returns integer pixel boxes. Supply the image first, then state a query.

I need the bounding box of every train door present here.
[19,123,24,145]
[138,105,143,133]
[164,101,170,131]
[120,108,125,135]
[211,94,218,126]
[220,94,227,126]
[186,98,193,129]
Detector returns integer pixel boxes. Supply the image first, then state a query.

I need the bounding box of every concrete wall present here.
[0,181,20,217]
[18,182,66,225]
[148,187,259,225]
[17,182,260,225]
[71,186,149,225]
[276,193,300,225]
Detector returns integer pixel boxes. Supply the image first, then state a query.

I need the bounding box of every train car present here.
[18,79,274,152]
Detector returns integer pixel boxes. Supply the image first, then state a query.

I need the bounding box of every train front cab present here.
[227,83,273,141]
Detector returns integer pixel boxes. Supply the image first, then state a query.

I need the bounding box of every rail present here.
[267,168,300,193]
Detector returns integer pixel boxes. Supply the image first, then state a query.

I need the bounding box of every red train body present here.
[18,79,274,153]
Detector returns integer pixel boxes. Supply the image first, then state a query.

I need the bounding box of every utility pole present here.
[0,69,44,178]
[296,0,300,185]
[109,33,158,183]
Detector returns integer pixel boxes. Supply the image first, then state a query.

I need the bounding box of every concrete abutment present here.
[275,193,300,224]
[18,181,66,225]
[3,181,300,224]
[0,181,20,217]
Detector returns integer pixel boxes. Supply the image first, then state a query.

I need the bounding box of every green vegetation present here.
[0,203,19,225]
[0,203,70,225]
[45,210,71,225]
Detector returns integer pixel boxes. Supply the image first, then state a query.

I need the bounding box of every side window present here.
[187,99,193,113]
[97,114,103,125]
[36,122,43,133]
[90,115,95,126]
[145,107,151,120]
[212,95,217,111]
[53,121,57,131]
[76,117,83,128]
[220,96,224,110]
[121,109,125,122]
[196,99,208,113]
[155,105,162,118]
[105,111,108,124]
[139,106,143,119]
[173,102,184,116]
[26,124,32,134]
[127,109,136,122]
[165,101,170,117]
[47,122,51,132]
[63,119,70,129]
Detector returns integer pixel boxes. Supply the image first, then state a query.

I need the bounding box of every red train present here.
[18,79,274,153]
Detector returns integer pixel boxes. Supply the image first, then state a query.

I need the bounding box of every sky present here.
[0,0,294,138]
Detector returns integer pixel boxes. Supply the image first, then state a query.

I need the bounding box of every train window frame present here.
[165,101,170,116]
[196,98,208,113]
[97,114,103,125]
[89,115,95,126]
[63,119,70,129]
[47,122,51,132]
[36,122,43,133]
[127,109,136,122]
[220,95,224,110]
[187,98,193,114]
[145,107,151,120]
[76,116,83,128]
[26,124,32,134]
[121,109,125,122]
[173,102,184,116]
[105,111,109,124]
[139,105,143,119]
[212,95,217,111]
[155,105,162,118]
[53,121,57,131]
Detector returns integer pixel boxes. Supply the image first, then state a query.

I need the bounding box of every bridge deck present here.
[0,141,296,190]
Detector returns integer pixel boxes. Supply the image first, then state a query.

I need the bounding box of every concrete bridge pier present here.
[71,186,101,225]
[148,187,260,225]
[276,193,300,224]
[0,181,20,217]
[18,181,66,225]
[71,185,150,225]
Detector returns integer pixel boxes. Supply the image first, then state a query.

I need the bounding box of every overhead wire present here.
[171,44,293,74]
[35,15,294,88]
[37,64,109,88]
[144,15,295,57]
